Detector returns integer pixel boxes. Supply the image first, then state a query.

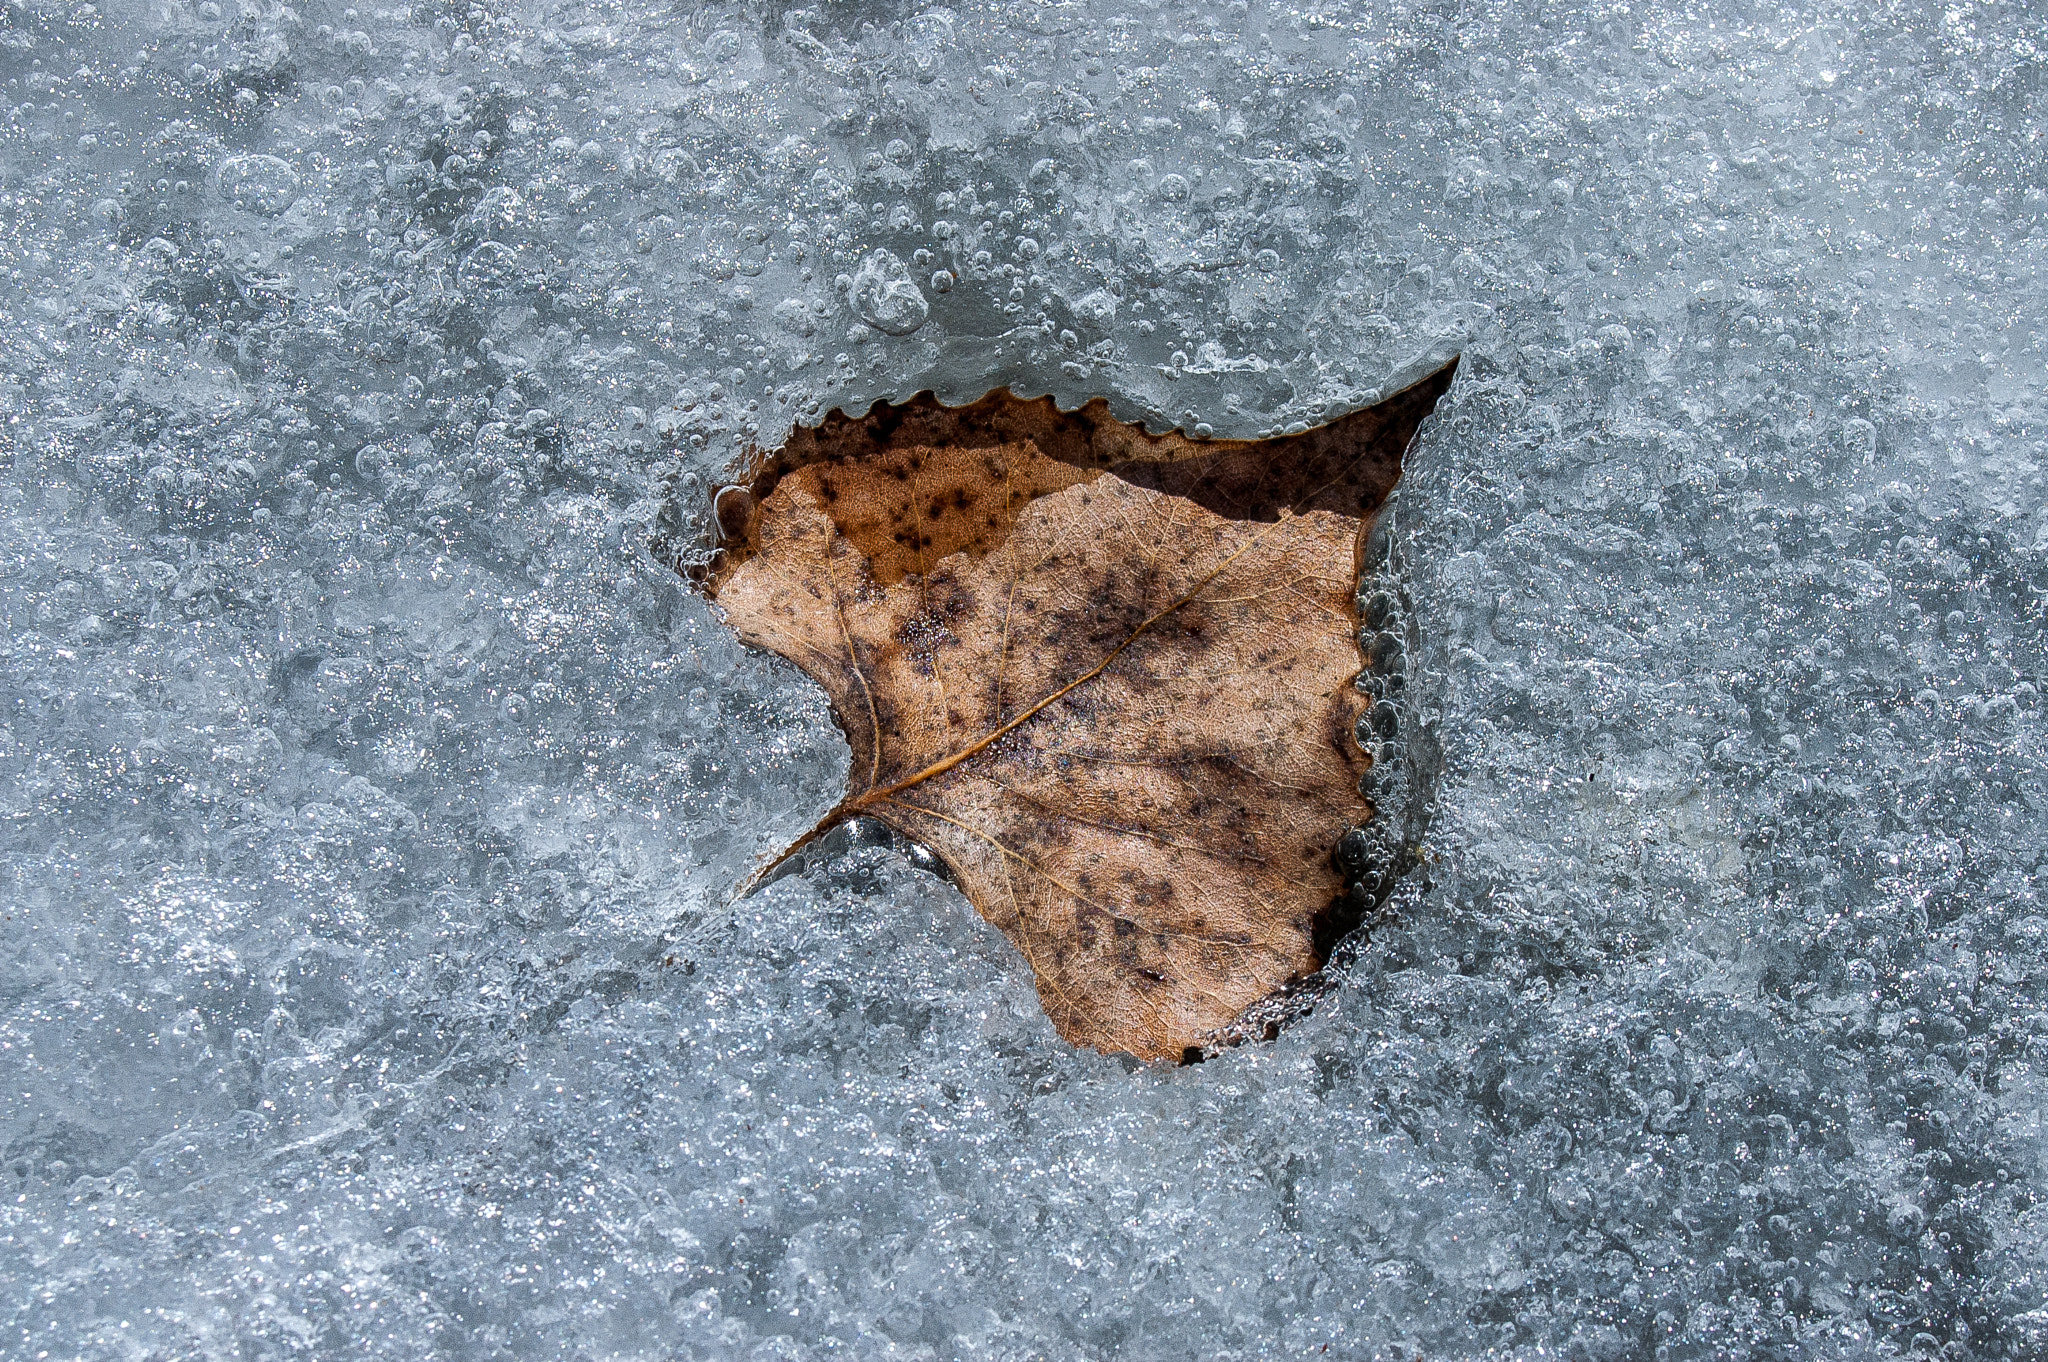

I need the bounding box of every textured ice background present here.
[2,1,2046,1358]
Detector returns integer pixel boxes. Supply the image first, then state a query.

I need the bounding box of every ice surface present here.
[3,0,2046,1357]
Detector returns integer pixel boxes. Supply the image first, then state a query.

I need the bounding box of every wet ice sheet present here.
[3,1,2046,1358]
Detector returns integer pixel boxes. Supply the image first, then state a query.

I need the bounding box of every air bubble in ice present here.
[386,159,429,191]
[1363,632,1404,674]
[1071,289,1117,327]
[217,154,301,215]
[1157,173,1190,202]
[848,249,929,336]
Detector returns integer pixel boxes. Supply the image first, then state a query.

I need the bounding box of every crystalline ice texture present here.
[1,1,2044,1358]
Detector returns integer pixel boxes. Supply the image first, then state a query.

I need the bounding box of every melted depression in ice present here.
[3,2,2047,1358]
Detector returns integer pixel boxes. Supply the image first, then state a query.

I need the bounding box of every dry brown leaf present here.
[695,365,1455,1061]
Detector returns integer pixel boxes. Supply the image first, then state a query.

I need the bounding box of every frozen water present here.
[2,0,2046,1358]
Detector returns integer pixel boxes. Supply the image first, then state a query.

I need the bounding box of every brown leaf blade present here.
[701,366,1453,1061]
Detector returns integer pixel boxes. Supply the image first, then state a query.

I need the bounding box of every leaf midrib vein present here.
[842,512,1291,816]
